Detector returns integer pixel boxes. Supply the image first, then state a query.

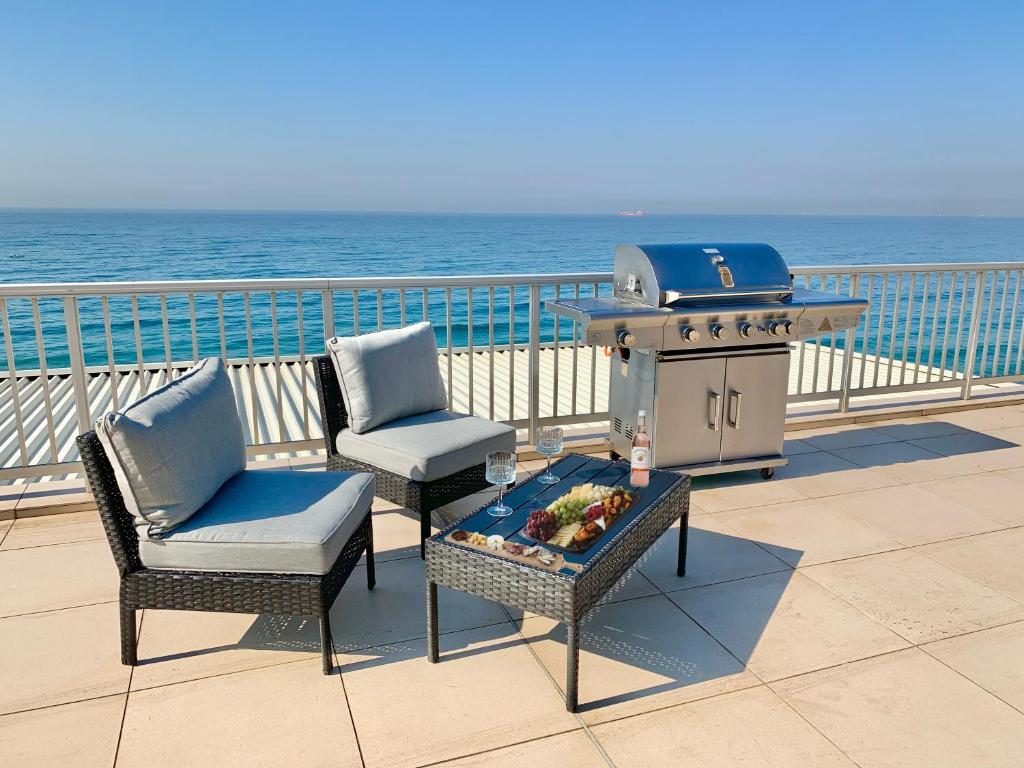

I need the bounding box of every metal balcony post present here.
[838,273,860,412]
[528,284,541,442]
[961,270,986,400]
[63,296,92,433]
[321,288,335,345]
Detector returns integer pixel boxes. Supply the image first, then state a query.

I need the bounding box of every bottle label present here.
[631,447,649,470]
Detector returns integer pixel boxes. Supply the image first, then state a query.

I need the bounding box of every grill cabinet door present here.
[652,356,727,467]
[720,350,789,461]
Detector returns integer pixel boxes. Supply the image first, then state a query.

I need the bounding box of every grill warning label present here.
[818,317,833,332]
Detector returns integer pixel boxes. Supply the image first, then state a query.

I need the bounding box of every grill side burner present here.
[546,243,869,478]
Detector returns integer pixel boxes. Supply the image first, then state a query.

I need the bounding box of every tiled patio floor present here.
[2,405,1024,766]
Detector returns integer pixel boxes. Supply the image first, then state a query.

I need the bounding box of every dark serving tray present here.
[520,495,639,554]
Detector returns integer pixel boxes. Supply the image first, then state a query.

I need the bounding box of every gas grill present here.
[547,243,868,477]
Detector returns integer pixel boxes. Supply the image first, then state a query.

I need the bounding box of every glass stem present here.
[546,455,551,476]
[498,484,504,509]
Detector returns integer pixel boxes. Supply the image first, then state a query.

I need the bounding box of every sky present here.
[1,1,1022,216]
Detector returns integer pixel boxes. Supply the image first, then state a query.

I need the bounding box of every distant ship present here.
[617,210,646,217]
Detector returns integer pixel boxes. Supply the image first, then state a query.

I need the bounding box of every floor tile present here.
[802,549,1024,643]
[0,511,105,550]
[341,623,577,768]
[130,610,322,690]
[689,471,810,514]
[637,517,791,593]
[431,730,603,767]
[716,498,902,567]
[674,571,908,681]
[826,484,1003,546]
[914,472,1024,527]
[118,659,362,768]
[918,528,1024,602]
[773,451,897,498]
[939,406,1024,432]
[773,648,1024,768]
[868,416,970,441]
[14,479,93,516]
[0,519,10,544]
[330,556,508,652]
[911,429,1024,471]
[0,695,125,768]
[519,594,759,725]
[364,500,427,562]
[924,621,1024,713]
[0,539,118,617]
[0,603,132,715]
[798,423,898,451]
[833,440,980,483]
[0,485,23,519]
[782,437,818,455]
[593,685,856,767]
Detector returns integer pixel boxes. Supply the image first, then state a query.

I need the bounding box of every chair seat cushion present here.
[138,469,375,575]
[335,410,516,482]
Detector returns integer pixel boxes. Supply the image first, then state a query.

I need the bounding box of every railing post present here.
[63,296,92,433]
[838,274,860,412]
[321,288,335,345]
[528,284,541,443]
[961,270,986,400]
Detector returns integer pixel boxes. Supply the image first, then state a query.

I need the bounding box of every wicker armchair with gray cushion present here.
[316,322,516,557]
[77,357,376,675]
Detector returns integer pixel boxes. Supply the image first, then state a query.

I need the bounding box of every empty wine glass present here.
[535,426,563,484]
[485,450,517,517]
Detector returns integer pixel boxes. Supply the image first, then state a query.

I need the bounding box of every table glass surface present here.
[432,454,686,579]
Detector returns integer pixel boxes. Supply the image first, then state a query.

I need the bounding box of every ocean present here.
[1,210,1023,372]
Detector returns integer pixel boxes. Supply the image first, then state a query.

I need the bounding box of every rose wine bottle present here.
[630,410,650,488]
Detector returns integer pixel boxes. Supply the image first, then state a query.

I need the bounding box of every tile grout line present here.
[335,666,367,768]
[910,537,1024,608]
[498,603,617,768]
[917,636,1024,717]
[760,681,870,768]
[0,599,119,621]
[112,608,142,768]
[409,727,586,768]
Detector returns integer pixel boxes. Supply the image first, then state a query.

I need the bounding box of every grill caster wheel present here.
[610,450,621,461]
[760,467,775,480]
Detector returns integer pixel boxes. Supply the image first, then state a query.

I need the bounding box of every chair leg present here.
[120,603,138,666]
[365,523,376,591]
[320,616,334,675]
[419,512,430,559]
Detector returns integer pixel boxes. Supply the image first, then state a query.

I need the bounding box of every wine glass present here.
[535,426,563,485]
[485,450,517,517]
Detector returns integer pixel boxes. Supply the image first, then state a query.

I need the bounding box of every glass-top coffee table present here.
[425,453,690,712]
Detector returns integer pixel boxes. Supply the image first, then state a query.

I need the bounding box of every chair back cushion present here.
[326,321,448,434]
[95,357,246,537]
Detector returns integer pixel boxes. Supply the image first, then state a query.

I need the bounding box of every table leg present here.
[427,581,439,663]
[566,620,580,712]
[677,511,689,577]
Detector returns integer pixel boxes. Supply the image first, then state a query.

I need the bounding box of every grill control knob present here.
[679,326,701,343]
[709,324,729,341]
[769,320,793,337]
[617,330,637,348]
[738,322,754,338]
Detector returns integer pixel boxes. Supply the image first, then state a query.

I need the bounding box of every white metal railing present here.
[1,262,1023,479]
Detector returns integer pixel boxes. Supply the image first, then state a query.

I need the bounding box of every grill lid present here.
[614,243,794,306]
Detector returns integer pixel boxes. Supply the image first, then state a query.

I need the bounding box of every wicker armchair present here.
[76,431,375,675]
[314,354,501,558]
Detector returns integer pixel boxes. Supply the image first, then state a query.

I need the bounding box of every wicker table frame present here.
[314,354,495,559]
[77,432,375,675]
[424,457,690,712]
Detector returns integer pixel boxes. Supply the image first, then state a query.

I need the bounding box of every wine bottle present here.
[630,409,650,488]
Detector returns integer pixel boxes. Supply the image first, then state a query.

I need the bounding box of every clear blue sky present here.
[1,1,1022,215]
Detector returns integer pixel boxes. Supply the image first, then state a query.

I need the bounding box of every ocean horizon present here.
[1,210,1022,373]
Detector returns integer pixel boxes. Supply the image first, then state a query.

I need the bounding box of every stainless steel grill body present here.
[547,243,869,477]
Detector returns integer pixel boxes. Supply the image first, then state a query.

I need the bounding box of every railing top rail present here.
[792,262,1024,276]
[2,262,1023,297]
[0,272,615,297]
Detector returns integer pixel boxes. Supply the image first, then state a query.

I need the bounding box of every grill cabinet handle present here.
[708,392,722,431]
[728,390,743,428]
